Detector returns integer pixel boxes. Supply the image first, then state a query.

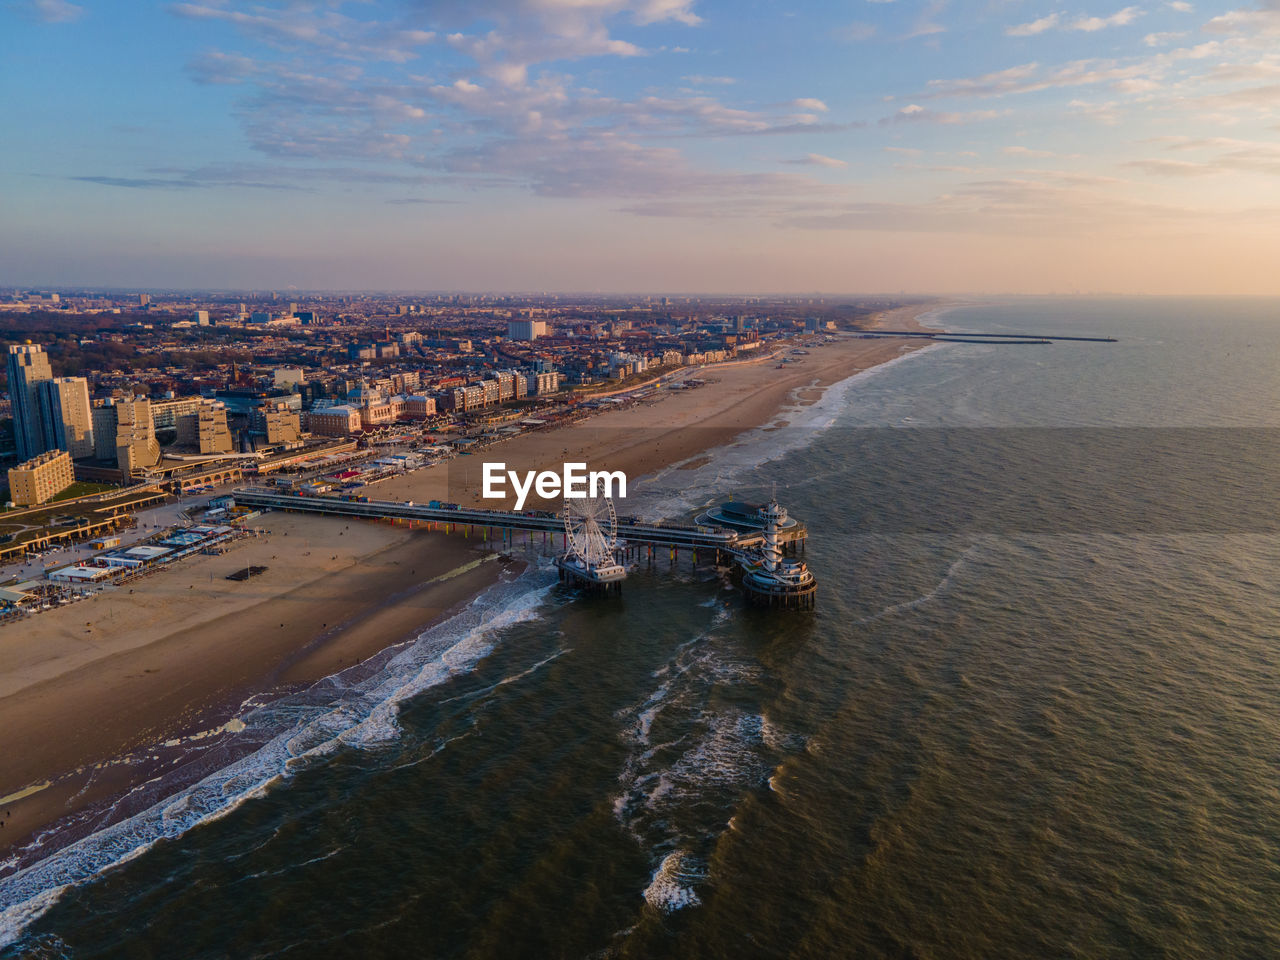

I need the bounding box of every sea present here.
[3,296,1280,959]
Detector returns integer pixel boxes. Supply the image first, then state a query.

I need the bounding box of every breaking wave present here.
[0,567,555,951]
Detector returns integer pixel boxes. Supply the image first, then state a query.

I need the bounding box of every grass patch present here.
[1,481,117,513]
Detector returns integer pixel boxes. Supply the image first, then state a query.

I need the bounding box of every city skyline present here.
[3,0,1279,294]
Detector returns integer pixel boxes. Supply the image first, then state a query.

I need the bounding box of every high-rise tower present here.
[37,377,94,459]
[7,343,54,460]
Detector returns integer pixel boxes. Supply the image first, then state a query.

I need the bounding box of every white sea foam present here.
[858,539,983,624]
[613,637,789,913]
[0,567,556,951]
[630,336,946,520]
[643,850,704,912]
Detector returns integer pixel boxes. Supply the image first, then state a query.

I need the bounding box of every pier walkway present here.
[231,487,749,552]
[862,329,1117,342]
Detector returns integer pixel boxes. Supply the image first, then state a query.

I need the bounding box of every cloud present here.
[768,175,1259,236]
[906,0,949,38]
[1143,30,1187,45]
[67,172,307,191]
[69,176,207,190]
[1124,158,1218,175]
[1167,0,1192,9]
[65,163,496,194]
[881,104,1005,124]
[923,53,1210,103]
[791,98,829,112]
[1069,6,1144,31]
[13,0,82,22]
[783,153,848,167]
[1007,6,1143,35]
[1067,97,1122,124]
[410,0,702,85]
[1202,6,1280,37]
[615,171,1276,243]
[1192,82,1280,108]
[1138,137,1280,175]
[164,0,870,215]
[925,63,1041,97]
[1007,13,1060,36]
[385,197,465,204]
[188,53,430,160]
[169,3,436,63]
[1003,145,1057,157]
[437,133,843,203]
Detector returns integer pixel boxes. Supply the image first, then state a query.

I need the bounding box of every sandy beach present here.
[376,302,943,511]
[0,513,508,863]
[0,300,944,867]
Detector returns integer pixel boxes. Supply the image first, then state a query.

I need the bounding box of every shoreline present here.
[0,516,512,872]
[0,299,949,886]
[372,300,947,512]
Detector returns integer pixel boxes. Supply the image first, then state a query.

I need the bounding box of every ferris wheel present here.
[562,494,618,567]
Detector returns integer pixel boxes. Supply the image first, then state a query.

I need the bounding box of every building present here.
[7,343,54,460]
[91,401,118,460]
[175,400,232,454]
[448,384,486,412]
[197,402,233,454]
[8,449,74,506]
[261,402,301,444]
[403,395,436,419]
[36,377,94,459]
[273,367,306,389]
[528,371,561,395]
[508,318,547,341]
[194,310,210,325]
[308,405,363,436]
[115,397,161,474]
[493,370,516,401]
[425,338,472,352]
[151,396,207,430]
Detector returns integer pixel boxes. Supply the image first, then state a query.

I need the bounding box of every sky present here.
[1,0,1278,294]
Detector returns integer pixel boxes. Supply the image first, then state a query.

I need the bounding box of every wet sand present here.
[376,302,941,511]
[0,512,506,863]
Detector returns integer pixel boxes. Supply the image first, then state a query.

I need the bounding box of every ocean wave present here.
[857,539,983,624]
[642,850,705,913]
[631,339,946,520]
[612,619,798,915]
[0,566,556,952]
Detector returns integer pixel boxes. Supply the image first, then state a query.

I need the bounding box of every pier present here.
[231,487,815,608]
[862,330,1118,343]
[231,487,746,551]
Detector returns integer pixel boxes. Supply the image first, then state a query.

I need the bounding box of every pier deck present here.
[231,487,742,552]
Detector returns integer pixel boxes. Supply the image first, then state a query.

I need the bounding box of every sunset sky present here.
[2,0,1278,293]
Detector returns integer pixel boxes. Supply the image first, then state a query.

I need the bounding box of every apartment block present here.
[8,449,74,506]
